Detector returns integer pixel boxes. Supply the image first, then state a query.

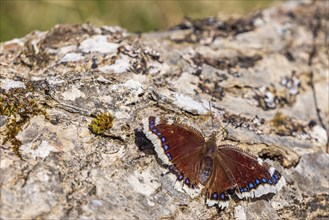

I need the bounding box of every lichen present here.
[0,83,47,159]
[89,113,114,135]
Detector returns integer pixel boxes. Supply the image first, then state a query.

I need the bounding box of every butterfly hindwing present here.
[205,145,285,208]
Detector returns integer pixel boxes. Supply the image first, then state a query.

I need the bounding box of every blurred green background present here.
[0,0,282,42]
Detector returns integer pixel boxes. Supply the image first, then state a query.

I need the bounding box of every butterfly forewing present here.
[151,119,206,184]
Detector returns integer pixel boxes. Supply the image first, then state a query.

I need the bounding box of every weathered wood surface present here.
[1,1,328,219]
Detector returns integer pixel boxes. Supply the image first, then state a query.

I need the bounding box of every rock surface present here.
[1,1,328,219]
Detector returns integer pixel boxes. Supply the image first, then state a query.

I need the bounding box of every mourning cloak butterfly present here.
[142,116,286,209]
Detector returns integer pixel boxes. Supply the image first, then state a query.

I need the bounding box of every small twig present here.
[308,9,329,153]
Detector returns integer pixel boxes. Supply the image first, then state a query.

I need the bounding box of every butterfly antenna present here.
[208,100,215,133]
[216,119,229,141]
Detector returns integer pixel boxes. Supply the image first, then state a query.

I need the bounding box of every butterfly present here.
[140,116,286,209]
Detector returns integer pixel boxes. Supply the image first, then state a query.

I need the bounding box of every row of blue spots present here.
[239,178,267,193]
[149,119,163,137]
[149,118,155,129]
[210,172,283,200]
[169,165,184,182]
[211,192,227,201]
[150,126,160,136]
[272,171,281,184]
[240,187,248,193]
[238,172,281,193]
[149,121,173,161]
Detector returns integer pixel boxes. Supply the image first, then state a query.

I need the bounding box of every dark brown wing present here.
[205,145,282,202]
[209,145,271,190]
[144,117,206,185]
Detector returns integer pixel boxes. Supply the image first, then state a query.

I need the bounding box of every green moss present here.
[89,113,114,135]
[0,83,47,159]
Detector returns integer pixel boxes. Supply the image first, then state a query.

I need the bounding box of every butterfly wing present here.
[205,145,285,209]
[143,116,206,187]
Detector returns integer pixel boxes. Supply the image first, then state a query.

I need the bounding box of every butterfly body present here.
[141,116,286,209]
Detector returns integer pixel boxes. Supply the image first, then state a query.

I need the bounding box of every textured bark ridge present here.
[1,1,328,219]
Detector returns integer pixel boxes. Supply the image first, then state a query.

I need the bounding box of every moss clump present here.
[89,113,114,135]
[0,84,47,159]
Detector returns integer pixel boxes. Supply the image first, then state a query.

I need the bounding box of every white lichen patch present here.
[110,79,144,103]
[172,93,209,114]
[173,72,199,95]
[60,52,84,63]
[309,125,328,146]
[46,76,65,85]
[99,55,131,74]
[127,168,161,197]
[0,158,14,169]
[114,111,131,120]
[119,79,144,95]
[62,86,86,101]
[79,35,119,54]
[16,115,77,157]
[0,79,26,91]
[20,140,57,160]
[234,205,247,220]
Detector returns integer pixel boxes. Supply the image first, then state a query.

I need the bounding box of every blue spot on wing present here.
[185,178,190,184]
[212,193,218,199]
[272,176,277,183]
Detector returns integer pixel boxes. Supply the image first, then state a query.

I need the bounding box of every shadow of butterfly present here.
[137,116,286,209]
